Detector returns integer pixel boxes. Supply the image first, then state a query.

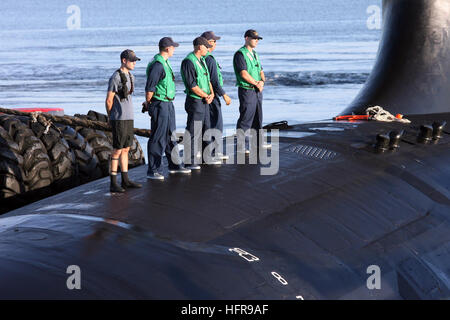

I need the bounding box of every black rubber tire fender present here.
[0,115,53,192]
[0,125,26,199]
[128,136,146,168]
[54,124,103,184]
[74,114,113,176]
[86,110,113,144]
[21,118,78,189]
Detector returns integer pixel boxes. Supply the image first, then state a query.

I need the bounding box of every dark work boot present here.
[121,171,142,189]
[110,173,125,193]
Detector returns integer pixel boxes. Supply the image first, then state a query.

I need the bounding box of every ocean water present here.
[0,0,382,151]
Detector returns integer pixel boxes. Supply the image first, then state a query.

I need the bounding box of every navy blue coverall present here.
[181,59,211,165]
[146,62,181,174]
[234,51,263,148]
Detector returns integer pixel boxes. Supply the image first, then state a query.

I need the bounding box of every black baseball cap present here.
[193,36,212,48]
[201,31,221,41]
[120,49,141,62]
[159,37,180,48]
[244,29,263,40]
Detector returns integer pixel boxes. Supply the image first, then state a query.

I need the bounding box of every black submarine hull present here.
[1,114,449,299]
[0,0,449,299]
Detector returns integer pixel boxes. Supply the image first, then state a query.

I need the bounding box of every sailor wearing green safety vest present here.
[201,31,232,161]
[233,29,269,153]
[181,37,221,169]
[144,37,190,180]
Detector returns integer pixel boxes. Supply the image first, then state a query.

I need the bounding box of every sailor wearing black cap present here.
[144,37,190,180]
[106,49,143,192]
[233,30,269,153]
[201,31,231,160]
[181,37,221,169]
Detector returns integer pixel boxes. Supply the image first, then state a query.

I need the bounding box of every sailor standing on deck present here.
[233,29,270,153]
[144,37,191,180]
[181,36,222,169]
[201,31,232,160]
[105,49,143,193]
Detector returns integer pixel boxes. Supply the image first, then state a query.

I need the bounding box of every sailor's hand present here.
[206,94,214,104]
[223,94,231,106]
[256,81,264,93]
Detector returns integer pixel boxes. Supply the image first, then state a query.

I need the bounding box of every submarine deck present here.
[1,114,449,299]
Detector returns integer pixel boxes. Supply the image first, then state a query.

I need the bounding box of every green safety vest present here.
[146,54,176,102]
[205,52,223,87]
[181,52,211,99]
[234,46,262,89]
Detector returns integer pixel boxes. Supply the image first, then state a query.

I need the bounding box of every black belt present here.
[240,84,257,90]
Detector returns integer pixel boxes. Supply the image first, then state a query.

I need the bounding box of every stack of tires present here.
[0,110,145,214]
[84,110,145,169]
